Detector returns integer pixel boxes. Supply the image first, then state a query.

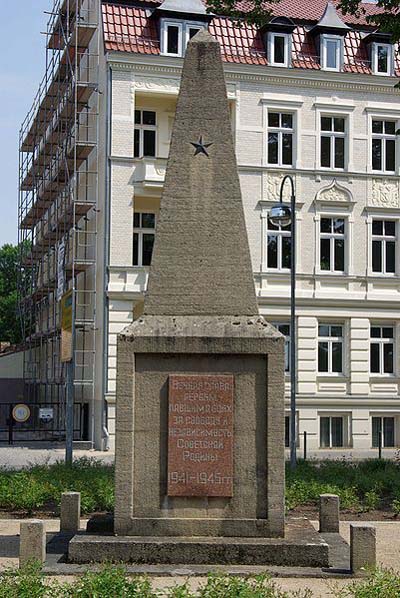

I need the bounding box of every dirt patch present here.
[290,504,399,521]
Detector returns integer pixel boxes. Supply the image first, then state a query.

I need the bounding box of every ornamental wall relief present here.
[265,173,293,201]
[315,180,352,203]
[371,179,400,208]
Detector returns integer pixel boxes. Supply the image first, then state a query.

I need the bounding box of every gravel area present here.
[0,445,114,469]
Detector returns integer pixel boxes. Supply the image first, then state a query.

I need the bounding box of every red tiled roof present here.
[102,2,400,75]
[110,0,388,27]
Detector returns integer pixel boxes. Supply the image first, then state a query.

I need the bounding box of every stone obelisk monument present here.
[112,30,286,543]
[69,31,330,568]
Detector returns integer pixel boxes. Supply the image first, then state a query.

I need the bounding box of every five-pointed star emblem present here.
[190,136,213,157]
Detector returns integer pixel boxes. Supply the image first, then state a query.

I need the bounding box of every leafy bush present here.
[286,460,400,513]
[0,458,114,515]
[334,568,400,597]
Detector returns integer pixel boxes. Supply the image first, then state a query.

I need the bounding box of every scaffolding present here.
[18,0,100,443]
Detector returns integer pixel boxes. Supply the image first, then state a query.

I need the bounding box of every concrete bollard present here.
[350,523,376,573]
[60,491,81,533]
[319,494,340,533]
[19,520,46,567]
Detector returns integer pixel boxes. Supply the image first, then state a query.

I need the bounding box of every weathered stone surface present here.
[69,520,329,567]
[20,520,46,566]
[60,492,81,533]
[144,30,258,317]
[319,494,340,533]
[350,524,376,572]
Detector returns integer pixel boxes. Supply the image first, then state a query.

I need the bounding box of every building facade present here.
[19,0,400,452]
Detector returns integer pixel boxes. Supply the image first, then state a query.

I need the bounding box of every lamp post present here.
[269,175,297,469]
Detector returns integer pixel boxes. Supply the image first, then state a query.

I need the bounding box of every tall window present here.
[267,112,294,166]
[269,33,290,67]
[373,43,392,76]
[272,323,291,372]
[133,213,155,266]
[321,36,341,71]
[318,324,343,374]
[372,220,396,274]
[372,120,396,173]
[370,325,394,374]
[320,217,345,272]
[320,116,346,169]
[134,111,157,158]
[267,216,291,270]
[320,416,344,448]
[372,416,395,448]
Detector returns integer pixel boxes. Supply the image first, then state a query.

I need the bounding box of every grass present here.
[285,458,400,514]
[0,458,114,515]
[1,564,400,597]
[0,457,399,516]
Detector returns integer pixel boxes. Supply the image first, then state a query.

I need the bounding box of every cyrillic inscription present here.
[168,374,234,497]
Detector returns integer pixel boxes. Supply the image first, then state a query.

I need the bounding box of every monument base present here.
[68,520,329,567]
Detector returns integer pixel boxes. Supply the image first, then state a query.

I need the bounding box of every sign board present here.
[61,328,73,363]
[56,240,65,303]
[61,290,73,332]
[39,408,54,423]
[167,374,234,497]
[12,404,31,423]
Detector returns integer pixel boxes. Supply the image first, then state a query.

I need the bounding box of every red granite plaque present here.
[168,374,234,497]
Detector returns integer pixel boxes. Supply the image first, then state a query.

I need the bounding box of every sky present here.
[0,0,50,246]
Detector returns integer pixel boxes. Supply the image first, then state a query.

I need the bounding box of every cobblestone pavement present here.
[0,520,398,597]
[0,445,114,469]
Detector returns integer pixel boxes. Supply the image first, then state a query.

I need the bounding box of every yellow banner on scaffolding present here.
[61,290,73,332]
[61,329,73,363]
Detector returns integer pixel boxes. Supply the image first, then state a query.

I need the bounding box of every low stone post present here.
[319,494,340,533]
[60,491,81,533]
[19,520,46,567]
[350,523,376,573]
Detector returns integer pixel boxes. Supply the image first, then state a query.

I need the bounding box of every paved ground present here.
[0,444,114,469]
[0,519,398,596]
[0,445,397,470]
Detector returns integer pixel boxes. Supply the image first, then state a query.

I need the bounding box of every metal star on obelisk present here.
[190,136,213,157]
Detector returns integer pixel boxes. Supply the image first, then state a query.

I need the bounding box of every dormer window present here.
[373,43,392,75]
[321,35,342,71]
[161,20,204,57]
[269,33,291,67]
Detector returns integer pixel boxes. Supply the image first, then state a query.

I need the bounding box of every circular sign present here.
[12,404,31,423]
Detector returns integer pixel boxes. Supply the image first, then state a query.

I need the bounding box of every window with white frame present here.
[370,325,394,375]
[269,32,291,67]
[318,324,344,374]
[161,20,203,57]
[267,112,294,166]
[134,110,157,158]
[372,220,396,274]
[320,217,345,272]
[320,116,346,169]
[372,119,397,173]
[320,415,345,448]
[133,212,156,266]
[272,323,291,372]
[267,216,291,270]
[321,36,342,71]
[372,43,393,76]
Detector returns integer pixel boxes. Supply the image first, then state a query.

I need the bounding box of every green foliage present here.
[334,568,400,597]
[338,1,400,43]
[0,458,114,515]
[0,561,55,598]
[64,565,158,598]
[286,459,400,513]
[197,574,312,598]
[0,244,21,344]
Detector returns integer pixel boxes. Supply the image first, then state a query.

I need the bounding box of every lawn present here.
[0,457,399,516]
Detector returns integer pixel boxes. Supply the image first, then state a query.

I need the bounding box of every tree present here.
[205,1,399,39]
[0,244,21,345]
[339,1,400,42]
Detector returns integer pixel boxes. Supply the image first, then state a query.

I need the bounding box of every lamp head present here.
[269,203,292,228]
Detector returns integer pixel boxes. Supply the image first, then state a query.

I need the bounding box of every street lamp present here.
[269,175,297,470]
